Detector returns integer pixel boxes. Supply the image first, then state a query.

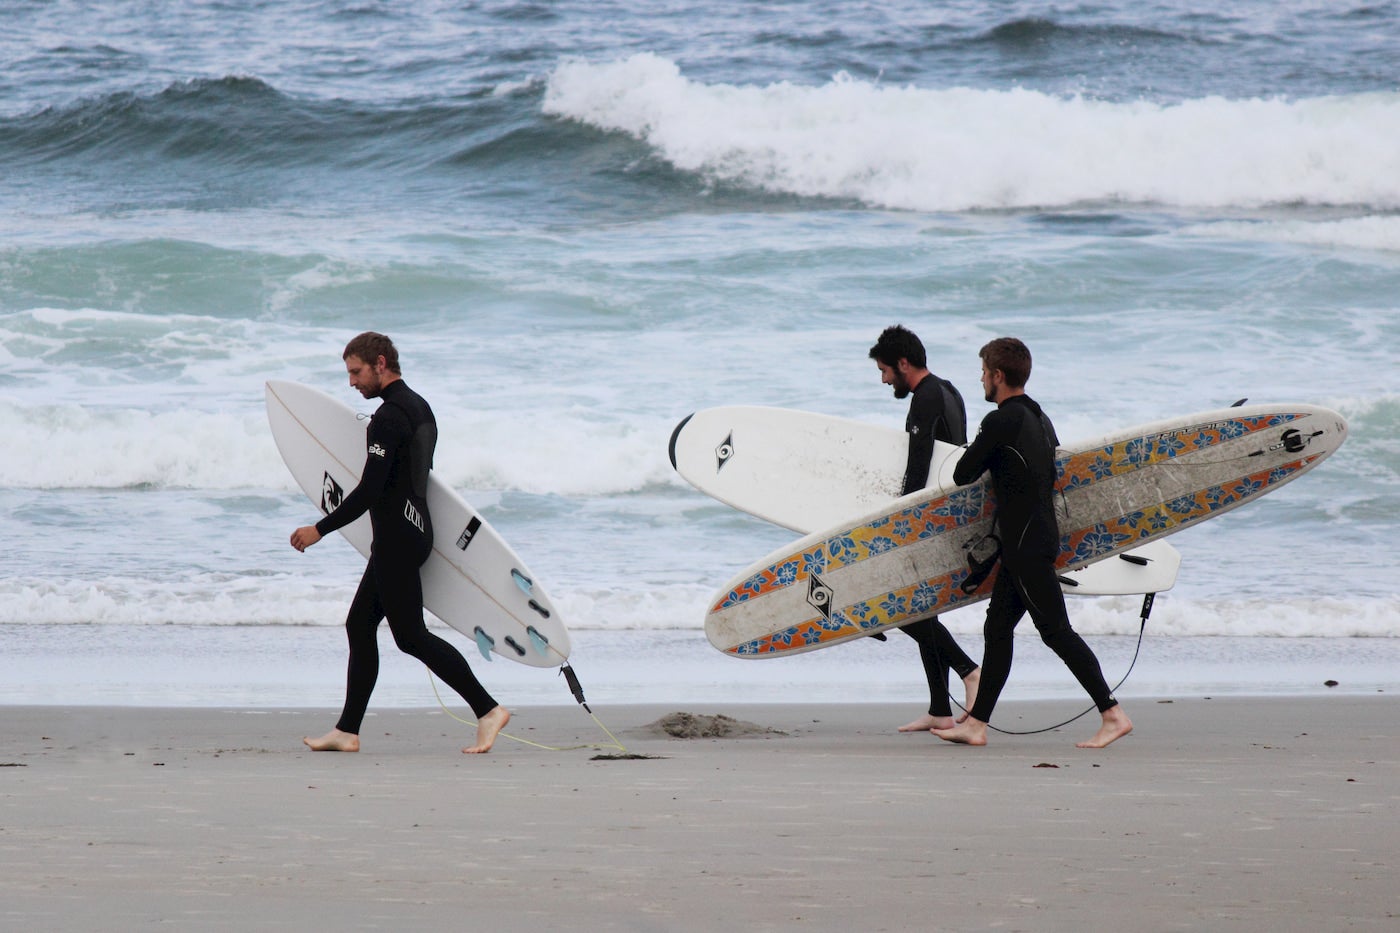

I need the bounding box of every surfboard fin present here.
[526,626,550,656]
[473,626,495,661]
[511,569,534,594]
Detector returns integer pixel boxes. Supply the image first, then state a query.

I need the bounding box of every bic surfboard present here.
[266,380,570,668]
[670,405,1181,596]
[706,403,1347,658]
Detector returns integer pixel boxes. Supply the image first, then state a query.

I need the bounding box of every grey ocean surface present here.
[2,1,1397,706]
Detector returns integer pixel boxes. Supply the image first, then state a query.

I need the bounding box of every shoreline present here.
[3,626,1397,708]
[3,697,1397,930]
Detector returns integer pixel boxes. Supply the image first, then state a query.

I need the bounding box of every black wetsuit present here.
[316,380,498,734]
[897,373,979,718]
[952,394,1117,724]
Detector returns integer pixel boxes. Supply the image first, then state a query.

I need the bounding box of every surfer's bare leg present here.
[304,728,360,752]
[1077,705,1133,749]
[957,668,980,724]
[931,717,989,746]
[462,705,510,754]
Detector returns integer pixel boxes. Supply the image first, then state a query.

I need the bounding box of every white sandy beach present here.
[2,697,1396,931]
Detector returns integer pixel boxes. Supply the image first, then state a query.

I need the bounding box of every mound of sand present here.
[639,712,788,739]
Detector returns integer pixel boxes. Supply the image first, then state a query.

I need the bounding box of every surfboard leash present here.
[949,591,1155,736]
[425,664,629,753]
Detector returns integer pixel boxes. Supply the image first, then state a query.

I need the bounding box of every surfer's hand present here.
[290,525,322,552]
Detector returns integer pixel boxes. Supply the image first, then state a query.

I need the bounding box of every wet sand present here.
[2,696,1396,931]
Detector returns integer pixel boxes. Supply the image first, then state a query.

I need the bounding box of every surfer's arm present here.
[952,409,1009,486]
[901,381,942,494]
[315,412,402,536]
[902,420,936,495]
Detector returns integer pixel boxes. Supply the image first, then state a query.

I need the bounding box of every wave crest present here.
[543,54,1400,213]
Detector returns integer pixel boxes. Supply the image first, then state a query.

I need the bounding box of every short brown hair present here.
[978,337,1031,388]
[869,324,926,370]
[342,332,401,374]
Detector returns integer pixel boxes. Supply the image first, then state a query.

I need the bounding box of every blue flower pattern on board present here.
[1073,527,1128,561]
[937,487,984,523]
[774,561,799,586]
[864,535,896,556]
[822,610,851,632]
[768,627,797,648]
[911,581,941,613]
[1090,454,1115,480]
[1233,475,1264,499]
[740,574,767,598]
[878,593,908,619]
[826,534,859,563]
[1154,434,1186,458]
[1166,495,1197,515]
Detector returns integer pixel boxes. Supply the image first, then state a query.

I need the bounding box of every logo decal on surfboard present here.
[320,472,344,514]
[715,431,735,473]
[807,571,833,620]
[456,516,482,551]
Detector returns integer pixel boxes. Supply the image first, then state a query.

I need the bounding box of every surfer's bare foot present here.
[958,668,981,723]
[899,713,954,732]
[462,706,510,754]
[303,729,359,752]
[1077,706,1133,749]
[931,717,989,746]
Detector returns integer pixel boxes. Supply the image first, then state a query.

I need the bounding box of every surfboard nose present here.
[668,413,694,470]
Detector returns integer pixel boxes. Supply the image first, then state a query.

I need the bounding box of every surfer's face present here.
[345,354,386,398]
[981,361,1000,403]
[877,360,912,399]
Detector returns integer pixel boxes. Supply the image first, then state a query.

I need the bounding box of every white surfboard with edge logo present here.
[266,379,570,668]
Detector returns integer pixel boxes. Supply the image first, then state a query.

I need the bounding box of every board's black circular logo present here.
[715,431,735,473]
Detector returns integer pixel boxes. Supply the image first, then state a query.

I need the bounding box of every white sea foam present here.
[544,54,1400,213]
[0,401,678,494]
[5,573,1395,639]
[1183,215,1400,253]
[1,405,287,489]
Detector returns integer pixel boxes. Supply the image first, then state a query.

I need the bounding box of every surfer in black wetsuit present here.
[931,337,1132,749]
[869,325,981,734]
[290,332,510,754]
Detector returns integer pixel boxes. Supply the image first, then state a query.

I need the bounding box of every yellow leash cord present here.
[427,669,628,753]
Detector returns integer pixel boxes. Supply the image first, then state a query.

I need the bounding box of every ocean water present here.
[3,1,1398,708]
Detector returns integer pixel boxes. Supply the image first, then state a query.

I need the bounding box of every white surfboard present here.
[265,379,570,668]
[670,405,1181,596]
[706,402,1347,658]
